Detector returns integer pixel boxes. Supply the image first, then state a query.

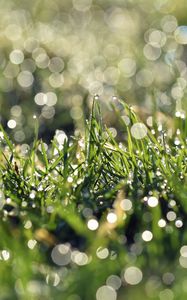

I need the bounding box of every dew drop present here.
[131,123,147,139]
[46,273,60,286]
[147,196,158,208]
[124,266,143,285]
[96,285,117,300]
[94,94,99,100]
[112,96,118,101]
[142,230,153,242]
[175,26,187,44]
[87,219,99,231]
[107,212,117,224]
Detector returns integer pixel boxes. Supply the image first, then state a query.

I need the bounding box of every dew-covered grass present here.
[0,98,187,300]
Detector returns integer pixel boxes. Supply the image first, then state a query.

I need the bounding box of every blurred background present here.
[0,0,187,142]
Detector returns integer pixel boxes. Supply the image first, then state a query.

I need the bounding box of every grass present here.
[0,98,187,300]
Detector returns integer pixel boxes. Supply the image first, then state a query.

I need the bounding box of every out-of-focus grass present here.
[0,0,187,143]
[0,98,186,299]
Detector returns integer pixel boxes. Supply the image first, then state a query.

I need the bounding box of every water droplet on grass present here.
[112,96,118,101]
[121,115,130,126]
[24,220,32,229]
[174,138,180,146]
[96,247,109,259]
[96,285,117,300]
[27,239,37,249]
[120,199,132,211]
[179,256,187,268]
[107,212,117,224]
[124,266,143,285]
[94,94,99,100]
[166,211,176,221]
[175,26,187,44]
[1,250,10,261]
[158,219,167,228]
[71,251,89,266]
[131,123,147,139]
[106,275,121,290]
[0,132,4,140]
[175,219,183,228]
[142,230,153,242]
[147,196,158,208]
[180,246,187,257]
[87,219,99,230]
[46,273,60,286]
[51,244,71,266]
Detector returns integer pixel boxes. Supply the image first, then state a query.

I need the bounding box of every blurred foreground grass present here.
[0,99,187,299]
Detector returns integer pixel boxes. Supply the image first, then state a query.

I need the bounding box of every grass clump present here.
[0,99,187,300]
